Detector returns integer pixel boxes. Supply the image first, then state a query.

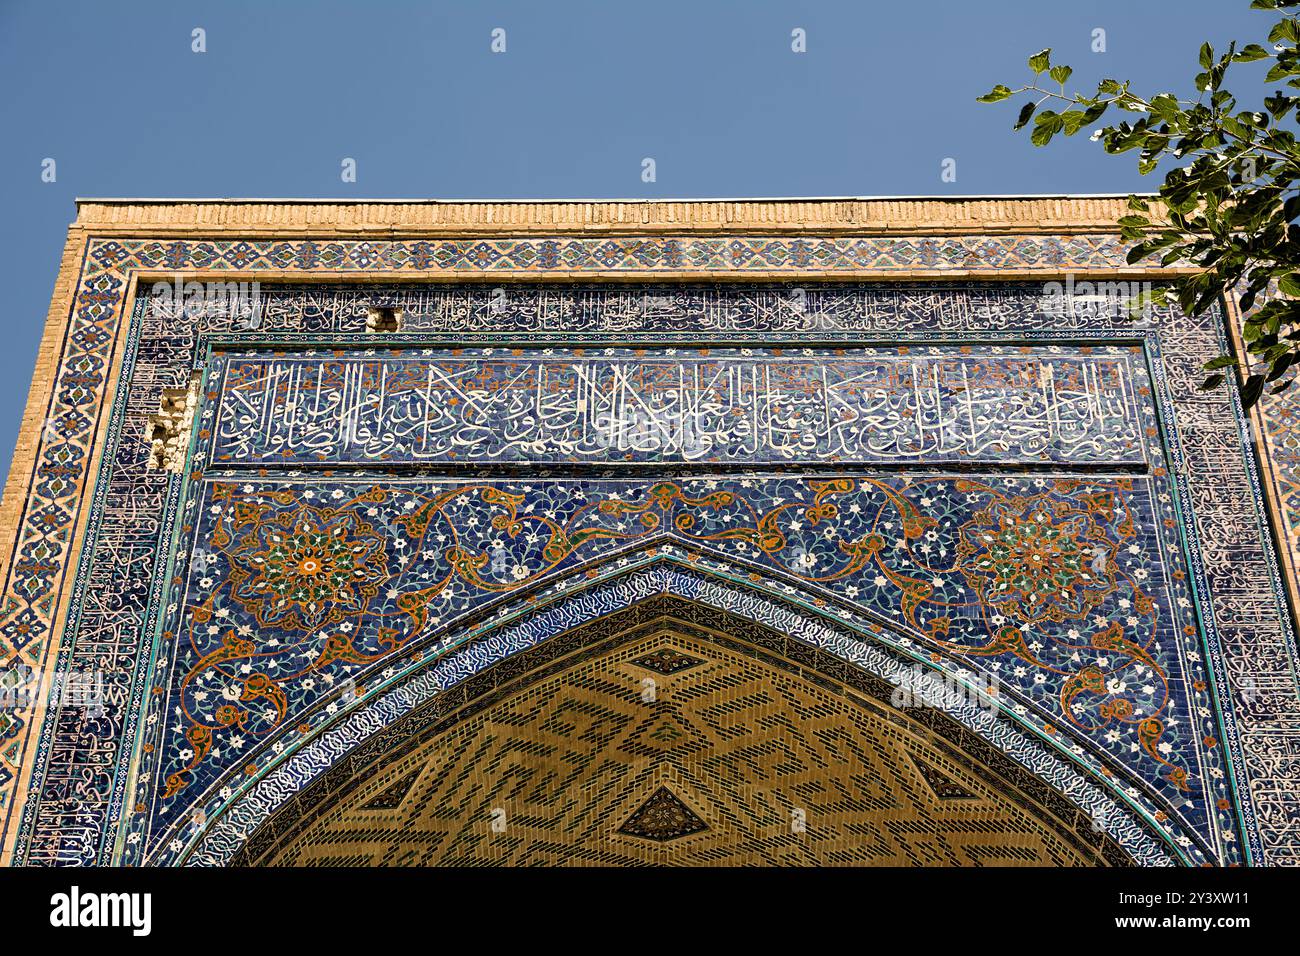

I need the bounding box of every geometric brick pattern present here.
[243,626,1124,866]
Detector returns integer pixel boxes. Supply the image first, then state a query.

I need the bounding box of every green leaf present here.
[1235,43,1272,61]
[1030,111,1064,146]
[1081,102,1109,125]
[1266,59,1300,82]
[1200,42,1214,69]
[1013,100,1036,130]
[1270,18,1300,44]
[1268,352,1295,380]
[1278,272,1300,296]
[1242,374,1267,408]
[1264,91,1297,116]
[1060,110,1090,134]
[977,84,1014,103]
[1265,61,1299,83]
[1150,93,1180,121]
[1049,64,1073,85]
[1028,49,1051,74]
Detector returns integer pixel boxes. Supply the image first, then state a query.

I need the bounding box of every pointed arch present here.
[157,550,1191,866]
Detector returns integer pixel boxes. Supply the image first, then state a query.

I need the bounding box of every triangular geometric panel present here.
[911,755,979,801]
[629,647,706,675]
[360,767,422,811]
[617,786,708,842]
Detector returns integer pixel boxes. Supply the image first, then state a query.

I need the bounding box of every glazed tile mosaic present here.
[150,471,1203,840]
[1,221,1298,866]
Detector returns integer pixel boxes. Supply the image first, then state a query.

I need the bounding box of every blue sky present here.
[0,0,1272,472]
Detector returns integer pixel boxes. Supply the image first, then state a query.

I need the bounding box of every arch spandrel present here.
[164,559,1185,867]
[145,464,1213,866]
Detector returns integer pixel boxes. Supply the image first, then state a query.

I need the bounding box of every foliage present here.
[979,0,1300,405]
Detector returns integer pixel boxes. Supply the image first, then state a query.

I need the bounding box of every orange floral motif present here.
[957,496,1119,625]
[227,504,389,631]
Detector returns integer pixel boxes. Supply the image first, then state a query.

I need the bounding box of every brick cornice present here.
[71,197,1146,237]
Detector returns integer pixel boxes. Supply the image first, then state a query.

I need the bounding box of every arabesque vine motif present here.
[158,473,1189,818]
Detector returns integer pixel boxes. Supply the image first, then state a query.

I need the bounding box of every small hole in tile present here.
[366,306,401,333]
[146,372,203,472]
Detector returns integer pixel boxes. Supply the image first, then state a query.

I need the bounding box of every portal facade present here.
[1,198,1297,866]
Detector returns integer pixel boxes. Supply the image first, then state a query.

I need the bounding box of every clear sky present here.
[0,0,1272,473]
